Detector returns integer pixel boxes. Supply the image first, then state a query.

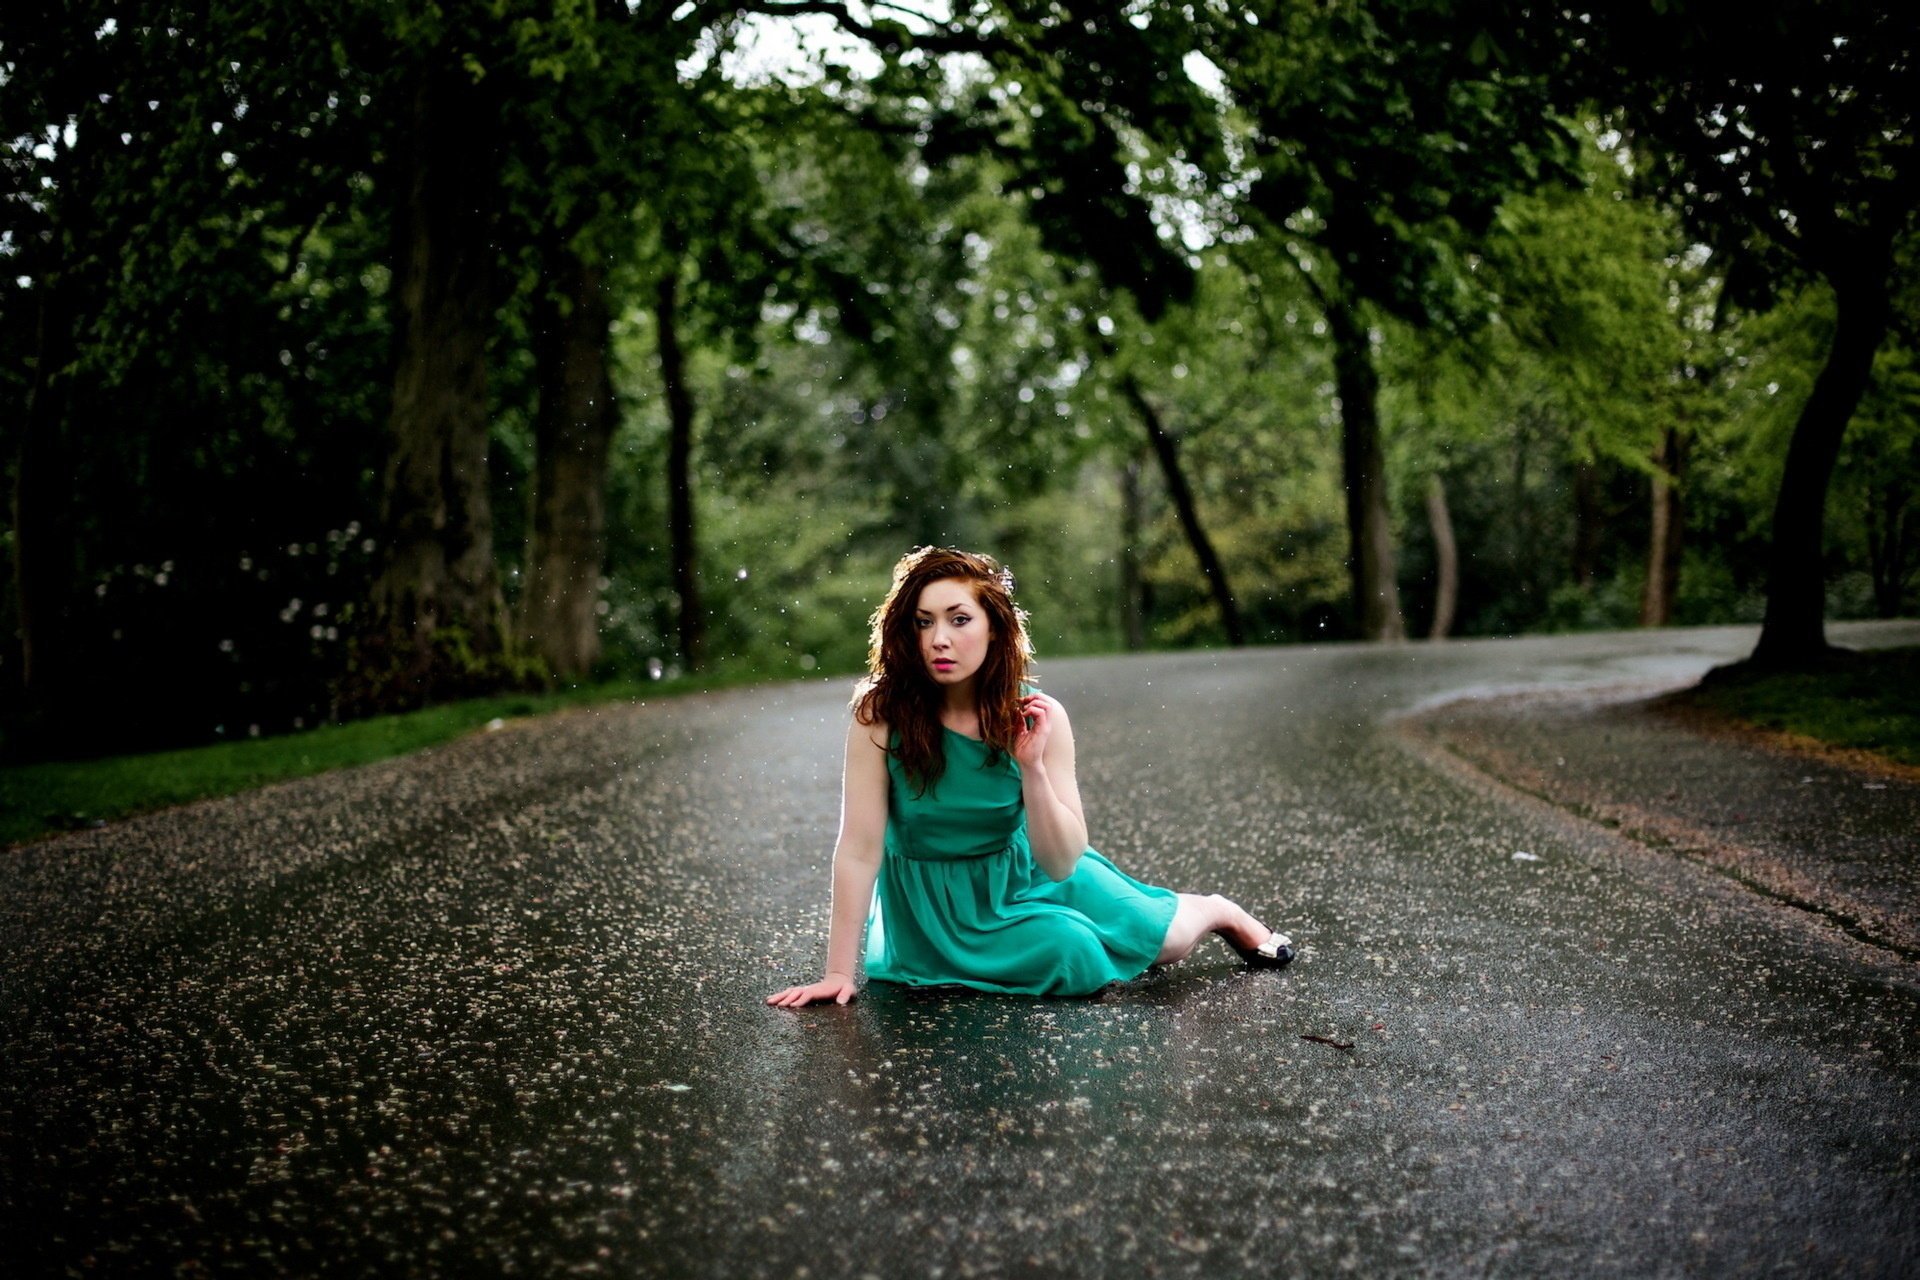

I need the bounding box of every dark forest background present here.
[4,1,1915,761]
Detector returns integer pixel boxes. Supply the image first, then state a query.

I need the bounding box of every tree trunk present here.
[1571,457,1601,590]
[655,267,704,672]
[1510,403,1541,615]
[520,244,618,678]
[1118,452,1147,650]
[1864,477,1910,619]
[1752,266,1892,665]
[9,284,80,737]
[1425,473,1457,641]
[363,63,505,706]
[1325,296,1405,641]
[1640,425,1686,626]
[1120,374,1245,645]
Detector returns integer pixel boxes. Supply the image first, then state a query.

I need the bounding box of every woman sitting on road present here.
[766,545,1295,1007]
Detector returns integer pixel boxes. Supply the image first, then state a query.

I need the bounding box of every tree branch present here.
[1655,94,1813,268]
[732,1,1014,58]
[1745,84,1838,248]
[1281,243,1332,313]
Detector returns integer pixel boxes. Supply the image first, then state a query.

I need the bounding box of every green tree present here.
[876,0,1252,638]
[1474,127,1722,626]
[1200,0,1577,640]
[1532,1,1920,665]
[3,2,384,752]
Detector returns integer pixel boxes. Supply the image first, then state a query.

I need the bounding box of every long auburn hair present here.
[851,546,1035,796]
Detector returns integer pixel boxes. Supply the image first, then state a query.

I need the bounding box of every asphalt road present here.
[3,622,1916,1277]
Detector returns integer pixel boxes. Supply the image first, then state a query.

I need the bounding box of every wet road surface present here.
[1406,678,1920,958]
[4,622,1917,1276]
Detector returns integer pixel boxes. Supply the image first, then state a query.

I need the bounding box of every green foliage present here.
[1,7,395,752]
[1840,335,1920,616]
[8,0,1916,766]
[1475,131,1696,471]
[921,3,1228,322]
[1541,576,1643,633]
[1532,1,1920,298]
[1681,647,1920,768]
[1202,0,1579,331]
[1115,252,1351,641]
[331,622,553,723]
[1376,113,1920,639]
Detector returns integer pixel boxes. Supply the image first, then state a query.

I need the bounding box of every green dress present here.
[863,699,1180,997]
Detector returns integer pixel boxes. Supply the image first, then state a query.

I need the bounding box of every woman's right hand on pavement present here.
[765,974,858,1007]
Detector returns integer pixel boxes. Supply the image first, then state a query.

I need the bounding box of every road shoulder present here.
[1394,680,1920,961]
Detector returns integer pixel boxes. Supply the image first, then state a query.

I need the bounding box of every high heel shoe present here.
[1228,929,1296,969]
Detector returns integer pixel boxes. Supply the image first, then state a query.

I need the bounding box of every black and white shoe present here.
[1230,930,1296,969]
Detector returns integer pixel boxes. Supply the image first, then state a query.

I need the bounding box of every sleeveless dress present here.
[862,695,1180,997]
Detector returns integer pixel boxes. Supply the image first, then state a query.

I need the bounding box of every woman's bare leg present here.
[1154,892,1274,965]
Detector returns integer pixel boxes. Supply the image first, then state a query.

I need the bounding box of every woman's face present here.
[914,577,993,690]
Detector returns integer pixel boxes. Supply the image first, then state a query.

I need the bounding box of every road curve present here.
[3,621,1916,1276]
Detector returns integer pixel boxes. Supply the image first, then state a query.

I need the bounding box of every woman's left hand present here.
[1012,693,1056,770]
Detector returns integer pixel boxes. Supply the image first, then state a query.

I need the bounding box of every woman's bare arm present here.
[766,716,890,1007]
[1015,694,1089,881]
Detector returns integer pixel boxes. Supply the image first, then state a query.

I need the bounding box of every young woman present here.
[765,546,1295,1007]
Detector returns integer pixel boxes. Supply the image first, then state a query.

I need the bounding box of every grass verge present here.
[1670,645,1920,770]
[1,664,851,850]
